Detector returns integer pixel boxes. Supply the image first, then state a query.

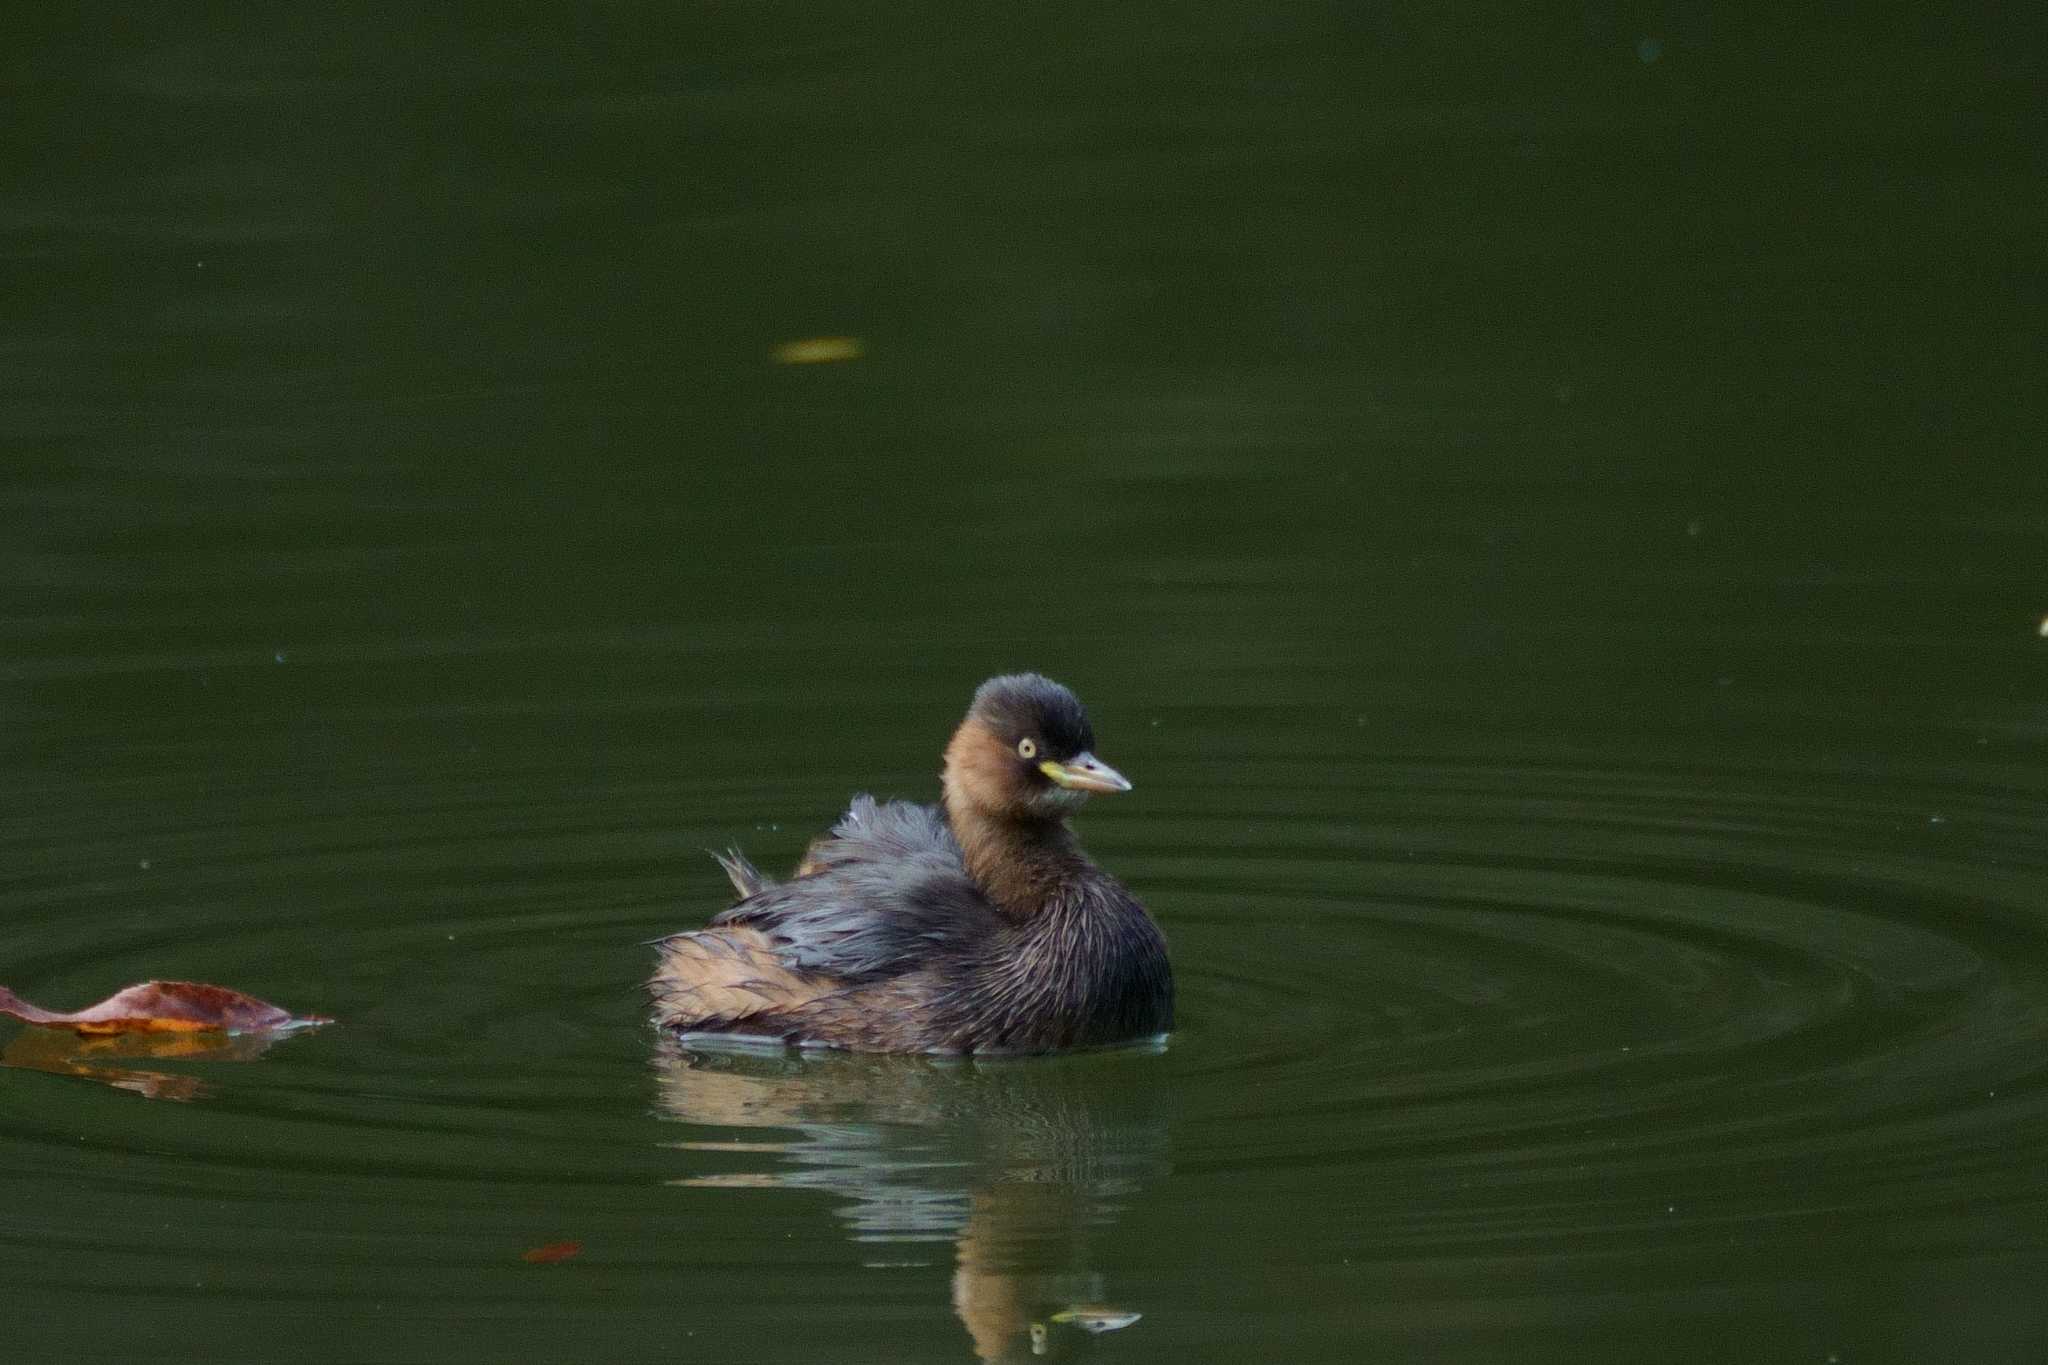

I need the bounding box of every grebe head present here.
[942,673,1131,822]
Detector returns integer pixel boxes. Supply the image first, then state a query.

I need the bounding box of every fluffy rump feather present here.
[646,925,833,1032]
[712,847,767,899]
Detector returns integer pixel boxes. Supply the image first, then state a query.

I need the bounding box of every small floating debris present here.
[773,335,865,365]
[521,1240,584,1265]
[1050,1306,1143,1334]
[2037,614,2047,638]
[0,980,330,1036]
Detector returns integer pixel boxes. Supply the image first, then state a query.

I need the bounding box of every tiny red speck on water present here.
[521,1240,584,1264]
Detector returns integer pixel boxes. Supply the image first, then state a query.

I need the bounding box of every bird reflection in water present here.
[652,1035,1170,1360]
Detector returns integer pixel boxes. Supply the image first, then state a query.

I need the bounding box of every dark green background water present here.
[5,7,2044,1361]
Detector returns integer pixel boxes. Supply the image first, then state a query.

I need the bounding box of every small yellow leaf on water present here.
[773,336,865,365]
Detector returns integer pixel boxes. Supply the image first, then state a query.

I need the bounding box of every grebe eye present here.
[1017,737,1038,759]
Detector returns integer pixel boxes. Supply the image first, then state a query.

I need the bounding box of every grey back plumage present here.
[710,796,1005,983]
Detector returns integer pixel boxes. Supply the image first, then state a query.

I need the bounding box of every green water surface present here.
[4,7,2044,1362]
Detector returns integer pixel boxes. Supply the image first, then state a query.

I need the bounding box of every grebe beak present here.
[1040,752,1132,794]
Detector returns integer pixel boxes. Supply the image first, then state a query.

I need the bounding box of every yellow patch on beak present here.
[1038,753,1133,794]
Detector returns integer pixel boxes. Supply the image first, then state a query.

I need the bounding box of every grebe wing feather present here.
[706,797,999,983]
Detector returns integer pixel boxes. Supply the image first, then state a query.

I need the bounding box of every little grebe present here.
[648,674,1173,1054]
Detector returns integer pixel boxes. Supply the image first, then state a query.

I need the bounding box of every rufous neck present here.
[941,797,1086,919]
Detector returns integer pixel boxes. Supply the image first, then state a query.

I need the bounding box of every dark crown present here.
[968,673,1096,757]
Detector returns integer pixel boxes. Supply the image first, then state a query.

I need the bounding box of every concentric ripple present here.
[7,726,2048,1360]
[1138,751,2048,1269]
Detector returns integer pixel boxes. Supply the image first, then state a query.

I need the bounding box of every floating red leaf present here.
[521,1240,584,1265]
[0,980,331,1036]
